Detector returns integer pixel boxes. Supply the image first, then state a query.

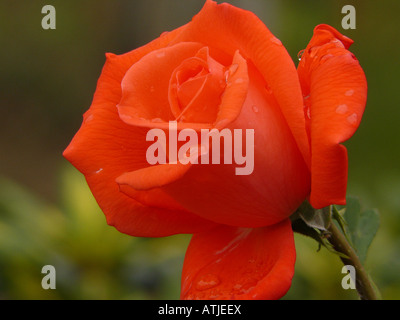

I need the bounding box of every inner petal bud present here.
[168,47,226,124]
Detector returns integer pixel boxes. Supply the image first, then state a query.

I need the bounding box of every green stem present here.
[327,221,379,300]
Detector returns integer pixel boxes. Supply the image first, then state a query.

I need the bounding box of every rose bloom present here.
[64,0,366,299]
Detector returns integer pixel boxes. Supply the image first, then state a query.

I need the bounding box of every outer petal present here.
[181,219,296,300]
[63,29,217,237]
[171,0,310,167]
[297,25,367,208]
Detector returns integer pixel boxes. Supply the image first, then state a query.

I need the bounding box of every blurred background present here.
[0,0,399,299]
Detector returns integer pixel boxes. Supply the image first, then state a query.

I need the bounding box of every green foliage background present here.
[0,0,399,299]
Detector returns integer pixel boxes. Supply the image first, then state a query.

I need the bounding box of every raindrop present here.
[265,83,272,94]
[195,274,220,291]
[297,49,305,61]
[156,51,165,58]
[234,78,244,84]
[151,118,163,123]
[270,37,282,46]
[252,105,259,113]
[84,114,94,123]
[347,113,358,125]
[320,53,334,62]
[303,105,311,119]
[336,104,348,115]
[228,64,239,76]
[309,47,318,58]
[345,89,354,97]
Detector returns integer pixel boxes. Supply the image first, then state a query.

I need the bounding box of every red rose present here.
[64,0,366,299]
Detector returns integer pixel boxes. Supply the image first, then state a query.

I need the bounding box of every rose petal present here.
[116,162,192,191]
[63,32,217,237]
[214,50,249,130]
[171,0,310,166]
[169,47,226,124]
[181,219,296,300]
[117,42,204,127]
[297,25,367,208]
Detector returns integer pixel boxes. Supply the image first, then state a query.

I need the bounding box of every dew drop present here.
[297,49,305,61]
[234,78,244,84]
[303,104,311,119]
[151,118,163,123]
[156,51,165,58]
[309,47,318,58]
[252,105,259,113]
[336,104,348,115]
[320,54,334,62]
[270,37,282,46]
[228,63,239,76]
[224,70,230,84]
[347,113,358,125]
[345,89,354,97]
[84,114,94,123]
[195,274,220,291]
[265,83,272,94]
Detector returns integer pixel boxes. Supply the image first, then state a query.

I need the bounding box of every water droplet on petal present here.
[151,118,163,123]
[234,78,244,84]
[345,89,354,97]
[224,70,230,84]
[297,49,305,61]
[252,105,259,113]
[195,274,220,291]
[270,37,282,46]
[347,113,358,125]
[156,51,165,58]
[336,104,348,115]
[309,47,318,58]
[228,64,239,76]
[303,104,311,119]
[320,53,334,62]
[265,83,272,94]
[84,114,94,123]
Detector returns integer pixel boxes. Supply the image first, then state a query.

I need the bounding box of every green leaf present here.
[292,216,349,259]
[342,196,380,264]
[297,201,332,231]
[331,205,350,240]
[292,218,326,247]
